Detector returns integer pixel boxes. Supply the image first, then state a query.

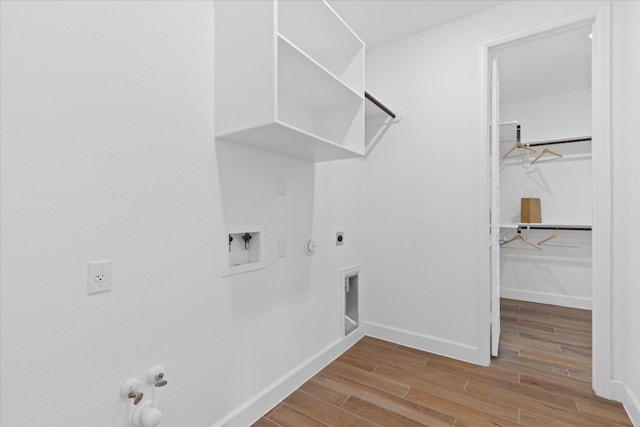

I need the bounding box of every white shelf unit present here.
[501,137,592,166]
[214,0,365,162]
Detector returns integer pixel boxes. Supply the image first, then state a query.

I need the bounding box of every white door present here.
[490,59,501,357]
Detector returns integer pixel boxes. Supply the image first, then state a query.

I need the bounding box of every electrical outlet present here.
[87,260,112,295]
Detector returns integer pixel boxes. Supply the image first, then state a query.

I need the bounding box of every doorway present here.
[480,4,612,398]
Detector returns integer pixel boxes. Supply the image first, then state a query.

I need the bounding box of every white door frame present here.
[490,59,501,358]
[478,4,613,398]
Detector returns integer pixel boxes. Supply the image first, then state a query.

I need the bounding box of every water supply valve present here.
[242,233,252,250]
[121,378,144,406]
[147,365,168,387]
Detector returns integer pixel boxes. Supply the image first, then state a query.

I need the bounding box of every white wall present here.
[364,1,604,366]
[499,89,592,309]
[0,2,364,426]
[611,1,640,423]
[501,88,592,144]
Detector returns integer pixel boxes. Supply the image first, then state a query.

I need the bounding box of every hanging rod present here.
[526,136,591,147]
[365,91,396,119]
[517,224,592,231]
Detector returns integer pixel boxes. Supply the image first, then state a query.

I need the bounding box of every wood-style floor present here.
[253,298,632,426]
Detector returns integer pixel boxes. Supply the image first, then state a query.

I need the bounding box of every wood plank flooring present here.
[253,298,632,426]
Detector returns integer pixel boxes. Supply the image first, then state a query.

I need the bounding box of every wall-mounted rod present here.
[517,224,592,231]
[527,136,591,147]
[365,91,396,119]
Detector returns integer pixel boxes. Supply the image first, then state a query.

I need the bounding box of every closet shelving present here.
[214,0,365,162]
[500,224,590,254]
[526,136,591,147]
[502,135,592,164]
[500,128,593,245]
[501,223,592,231]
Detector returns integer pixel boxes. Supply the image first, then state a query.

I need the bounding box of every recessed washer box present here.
[222,225,265,277]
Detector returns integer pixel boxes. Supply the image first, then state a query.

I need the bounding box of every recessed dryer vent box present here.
[342,265,361,337]
[222,225,265,277]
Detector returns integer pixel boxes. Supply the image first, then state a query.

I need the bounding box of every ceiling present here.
[327,0,506,49]
[326,1,592,103]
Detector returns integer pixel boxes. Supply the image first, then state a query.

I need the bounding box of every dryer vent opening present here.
[345,273,359,336]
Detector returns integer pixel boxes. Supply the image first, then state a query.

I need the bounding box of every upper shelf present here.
[277,0,364,95]
[277,36,362,111]
[214,0,365,162]
[216,121,363,162]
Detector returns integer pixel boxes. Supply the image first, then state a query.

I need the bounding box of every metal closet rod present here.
[526,136,592,147]
[517,225,592,231]
[365,91,396,119]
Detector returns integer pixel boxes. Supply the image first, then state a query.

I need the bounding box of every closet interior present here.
[496,25,593,314]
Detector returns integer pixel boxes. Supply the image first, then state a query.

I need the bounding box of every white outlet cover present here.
[87,260,112,295]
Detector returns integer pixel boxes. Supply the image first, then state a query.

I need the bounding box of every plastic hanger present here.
[503,142,537,159]
[531,147,563,164]
[537,231,578,248]
[500,233,542,250]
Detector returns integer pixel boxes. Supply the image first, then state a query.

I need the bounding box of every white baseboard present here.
[365,321,486,366]
[212,320,489,426]
[212,326,365,427]
[611,380,640,426]
[501,288,592,310]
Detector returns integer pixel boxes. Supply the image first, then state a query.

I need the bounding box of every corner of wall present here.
[611,379,640,427]
[364,322,488,366]
[211,328,365,427]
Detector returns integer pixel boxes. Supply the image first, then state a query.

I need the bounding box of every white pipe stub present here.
[132,400,162,427]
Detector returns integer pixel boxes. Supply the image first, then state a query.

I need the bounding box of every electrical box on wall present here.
[222,225,265,277]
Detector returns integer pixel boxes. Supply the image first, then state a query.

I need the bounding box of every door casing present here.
[477,4,612,398]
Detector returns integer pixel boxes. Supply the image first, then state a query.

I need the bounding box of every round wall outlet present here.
[305,239,316,255]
